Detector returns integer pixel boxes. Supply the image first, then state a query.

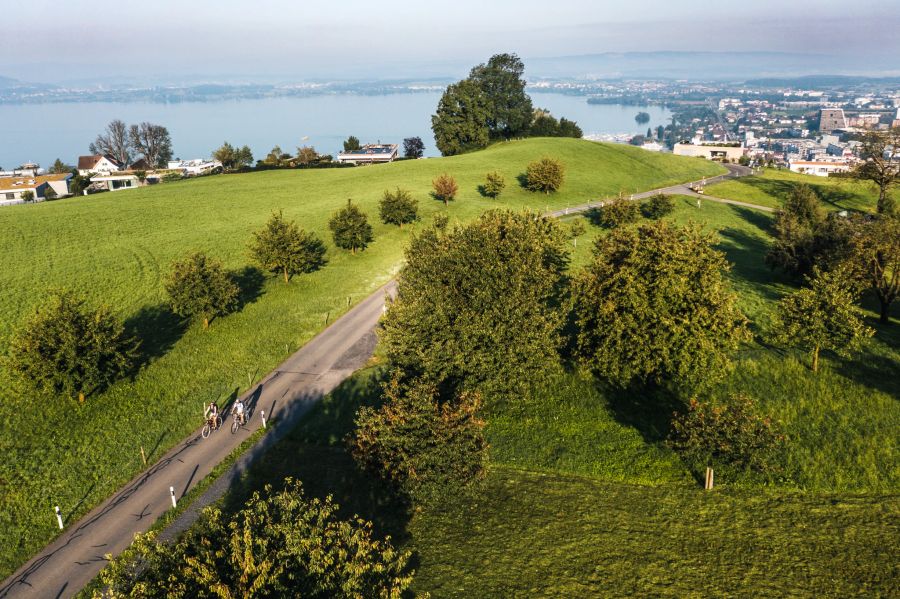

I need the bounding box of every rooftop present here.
[0,173,70,191]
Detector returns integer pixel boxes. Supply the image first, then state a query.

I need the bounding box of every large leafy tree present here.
[7,291,138,402]
[765,184,828,277]
[402,136,425,159]
[853,127,899,216]
[249,211,327,283]
[431,79,490,156]
[352,374,487,503]
[165,252,239,329]
[329,199,373,253]
[381,209,569,398]
[482,171,505,199]
[773,267,874,372]
[128,122,172,168]
[572,221,749,392]
[432,173,459,205]
[94,480,414,598]
[89,119,131,166]
[212,142,253,171]
[379,188,418,228]
[469,53,533,140]
[841,215,900,324]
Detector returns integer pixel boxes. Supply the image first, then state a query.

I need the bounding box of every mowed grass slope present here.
[0,138,724,578]
[706,167,893,212]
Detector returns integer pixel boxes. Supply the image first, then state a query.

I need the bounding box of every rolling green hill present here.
[0,138,725,578]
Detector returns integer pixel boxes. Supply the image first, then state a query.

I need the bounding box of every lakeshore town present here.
[2,77,899,207]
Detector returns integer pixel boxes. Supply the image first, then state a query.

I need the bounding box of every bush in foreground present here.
[524,157,565,193]
[668,395,787,480]
[94,479,414,598]
[165,252,239,328]
[7,291,138,402]
[379,188,419,228]
[249,210,327,283]
[352,375,487,503]
[572,221,749,392]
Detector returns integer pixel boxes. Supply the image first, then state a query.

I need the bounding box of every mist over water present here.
[0,93,670,168]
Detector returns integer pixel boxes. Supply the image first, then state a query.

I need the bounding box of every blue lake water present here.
[0,93,670,168]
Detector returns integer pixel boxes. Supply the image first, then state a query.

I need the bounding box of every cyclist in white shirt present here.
[232,398,246,426]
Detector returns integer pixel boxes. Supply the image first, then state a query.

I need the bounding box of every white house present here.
[77,154,123,176]
[0,173,72,206]
[673,142,745,162]
[167,159,223,176]
[90,173,141,191]
[337,143,398,165]
[787,160,851,177]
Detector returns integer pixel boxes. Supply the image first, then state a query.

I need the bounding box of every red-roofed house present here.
[77,155,123,177]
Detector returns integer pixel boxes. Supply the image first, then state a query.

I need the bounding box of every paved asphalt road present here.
[0,282,396,599]
[546,164,773,217]
[1,162,766,598]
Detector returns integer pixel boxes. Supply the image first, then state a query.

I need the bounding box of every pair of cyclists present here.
[204,399,246,431]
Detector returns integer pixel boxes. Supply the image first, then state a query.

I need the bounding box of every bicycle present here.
[230,411,246,434]
[201,414,223,439]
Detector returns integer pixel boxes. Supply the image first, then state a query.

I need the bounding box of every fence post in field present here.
[704,467,714,490]
[140,446,147,465]
[55,506,64,530]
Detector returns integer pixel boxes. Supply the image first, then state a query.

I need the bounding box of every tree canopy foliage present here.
[352,374,487,503]
[343,135,361,152]
[482,171,506,199]
[524,157,565,193]
[128,122,172,168]
[90,119,131,166]
[431,79,490,157]
[641,194,676,220]
[7,291,138,402]
[773,267,874,372]
[381,210,569,398]
[469,53,533,140]
[853,127,899,216]
[529,110,584,138]
[596,194,639,228]
[164,252,239,328]
[213,142,254,171]
[432,173,459,205]
[572,221,749,392]
[838,215,900,324]
[402,136,425,159]
[249,211,327,283]
[94,480,414,598]
[49,158,72,174]
[329,200,373,253]
[379,188,418,228]
[765,184,829,277]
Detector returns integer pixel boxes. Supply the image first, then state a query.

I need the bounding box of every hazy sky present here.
[2,0,898,82]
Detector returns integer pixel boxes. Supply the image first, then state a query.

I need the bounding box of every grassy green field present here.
[0,138,725,578]
[706,167,893,212]
[217,197,898,596]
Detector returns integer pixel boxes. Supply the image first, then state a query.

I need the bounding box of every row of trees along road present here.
[6,205,374,403]
[352,191,894,502]
[90,119,173,168]
[431,53,583,156]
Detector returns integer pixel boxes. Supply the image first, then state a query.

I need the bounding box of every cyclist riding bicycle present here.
[205,401,220,430]
[232,398,246,426]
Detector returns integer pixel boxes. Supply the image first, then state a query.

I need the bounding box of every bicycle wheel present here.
[214,415,222,430]
[231,418,240,434]
[202,422,211,439]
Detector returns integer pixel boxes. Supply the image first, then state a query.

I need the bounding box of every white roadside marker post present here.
[55,506,64,530]
[261,410,267,429]
[170,486,177,509]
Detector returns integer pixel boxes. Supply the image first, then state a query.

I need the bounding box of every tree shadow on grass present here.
[716,227,784,304]
[836,318,900,398]
[231,265,266,310]
[221,368,414,544]
[516,172,529,190]
[124,304,189,371]
[727,204,774,235]
[602,382,684,445]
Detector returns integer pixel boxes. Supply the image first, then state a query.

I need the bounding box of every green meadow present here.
[706,166,898,212]
[221,196,899,596]
[0,138,725,578]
